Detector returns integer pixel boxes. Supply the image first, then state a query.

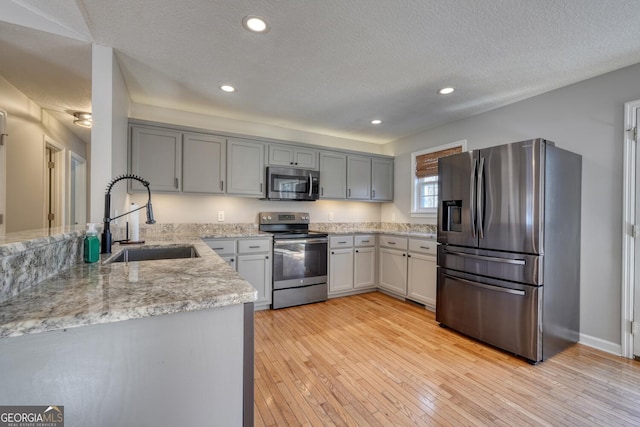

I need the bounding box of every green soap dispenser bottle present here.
[84,223,100,263]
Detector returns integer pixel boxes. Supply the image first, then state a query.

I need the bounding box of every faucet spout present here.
[101,174,155,254]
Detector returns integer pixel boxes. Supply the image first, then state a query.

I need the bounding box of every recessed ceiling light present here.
[370,119,382,125]
[242,15,269,33]
[220,85,236,93]
[438,87,455,95]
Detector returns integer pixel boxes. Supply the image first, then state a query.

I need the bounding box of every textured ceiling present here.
[2,0,640,145]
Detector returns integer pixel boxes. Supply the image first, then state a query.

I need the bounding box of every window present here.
[411,140,466,217]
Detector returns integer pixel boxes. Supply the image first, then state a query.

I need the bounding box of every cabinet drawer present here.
[238,239,271,254]
[330,235,354,248]
[379,235,408,250]
[354,235,375,247]
[409,239,437,255]
[204,239,236,255]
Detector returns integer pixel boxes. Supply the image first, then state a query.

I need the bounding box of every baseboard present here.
[579,332,622,356]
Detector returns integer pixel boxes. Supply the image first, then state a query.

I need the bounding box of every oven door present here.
[273,238,328,289]
[266,167,319,200]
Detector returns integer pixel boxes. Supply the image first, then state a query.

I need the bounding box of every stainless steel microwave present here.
[265,167,319,201]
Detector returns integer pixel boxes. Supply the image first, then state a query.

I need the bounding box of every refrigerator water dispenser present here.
[442,200,462,232]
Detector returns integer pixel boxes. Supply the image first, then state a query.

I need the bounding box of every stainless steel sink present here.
[105,246,199,263]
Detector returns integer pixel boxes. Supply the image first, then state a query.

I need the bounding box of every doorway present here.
[68,151,86,227]
[622,100,640,359]
[43,136,65,230]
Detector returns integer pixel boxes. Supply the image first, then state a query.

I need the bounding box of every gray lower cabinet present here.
[329,248,354,293]
[347,154,372,199]
[378,235,437,311]
[205,237,272,310]
[182,133,226,194]
[328,235,376,296]
[319,151,347,199]
[354,237,376,289]
[378,235,408,296]
[130,125,182,192]
[227,138,265,197]
[371,157,394,201]
[407,252,437,309]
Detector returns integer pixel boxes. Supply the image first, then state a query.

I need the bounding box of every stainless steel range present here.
[259,212,328,309]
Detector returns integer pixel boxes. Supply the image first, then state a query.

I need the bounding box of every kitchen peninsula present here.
[0,230,256,427]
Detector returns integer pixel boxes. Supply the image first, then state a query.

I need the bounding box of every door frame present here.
[0,109,6,235]
[621,99,639,359]
[43,135,66,229]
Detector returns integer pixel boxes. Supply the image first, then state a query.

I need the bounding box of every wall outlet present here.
[328,212,334,222]
[217,211,225,222]
[391,213,396,222]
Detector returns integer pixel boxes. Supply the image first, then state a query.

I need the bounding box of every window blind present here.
[415,146,463,178]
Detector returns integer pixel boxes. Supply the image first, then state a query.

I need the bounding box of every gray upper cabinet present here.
[130,125,182,192]
[227,138,265,197]
[346,155,371,200]
[319,151,347,199]
[371,157,394,201]
[268,144,318,169]
[182,133,226,194]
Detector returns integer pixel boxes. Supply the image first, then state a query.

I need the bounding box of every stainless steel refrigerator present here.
[436,138,581,363]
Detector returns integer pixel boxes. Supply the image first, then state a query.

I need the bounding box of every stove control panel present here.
[259,212,310,225]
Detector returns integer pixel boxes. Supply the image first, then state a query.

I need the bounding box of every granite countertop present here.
[0,239,257,340]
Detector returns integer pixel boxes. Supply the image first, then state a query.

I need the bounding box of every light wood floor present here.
[254,292,640,426]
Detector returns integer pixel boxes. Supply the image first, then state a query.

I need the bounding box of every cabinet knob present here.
[355,250,359,253]
[290,162,294,165]
[331,251,335,255]
[402,253,406,257]
[265,256,269,259]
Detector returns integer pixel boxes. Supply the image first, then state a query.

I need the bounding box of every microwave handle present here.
[309,173,313,197]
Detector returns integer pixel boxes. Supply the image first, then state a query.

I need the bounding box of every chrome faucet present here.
[101,174,156,254]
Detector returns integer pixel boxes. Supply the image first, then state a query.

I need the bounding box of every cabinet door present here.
[319,151,347,199]
[268,144,294,166]
[371,157,394,201]
[354,246,376,289]
[378,247,407,295]
[237,253,271,307]
[407,252,437,309]
[347,155,371,200]
[293,148,318,169]
[182,133,226,194]
[329,248,354,293]
[130,125,181,192]
[221,256,236,270]
[268,145,318,169]
[227,138,265,196]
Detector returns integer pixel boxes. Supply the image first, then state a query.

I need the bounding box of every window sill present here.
[410,211,437,219]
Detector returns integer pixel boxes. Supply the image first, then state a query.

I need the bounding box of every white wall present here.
[0,75,86,232]
[385,63,640,351]
[129,193,381,224]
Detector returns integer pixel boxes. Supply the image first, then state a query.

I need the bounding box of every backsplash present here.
[130,222,437,238]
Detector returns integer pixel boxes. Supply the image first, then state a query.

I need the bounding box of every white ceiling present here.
[2,0,640,145]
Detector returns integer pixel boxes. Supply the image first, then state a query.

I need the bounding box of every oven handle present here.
[274,238,328,245]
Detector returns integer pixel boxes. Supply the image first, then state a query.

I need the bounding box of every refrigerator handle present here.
[470,159,477,238]
[477,156,485,239]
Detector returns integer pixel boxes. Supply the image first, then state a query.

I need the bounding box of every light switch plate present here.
[328,212,334,221]
[218,211,225,222]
